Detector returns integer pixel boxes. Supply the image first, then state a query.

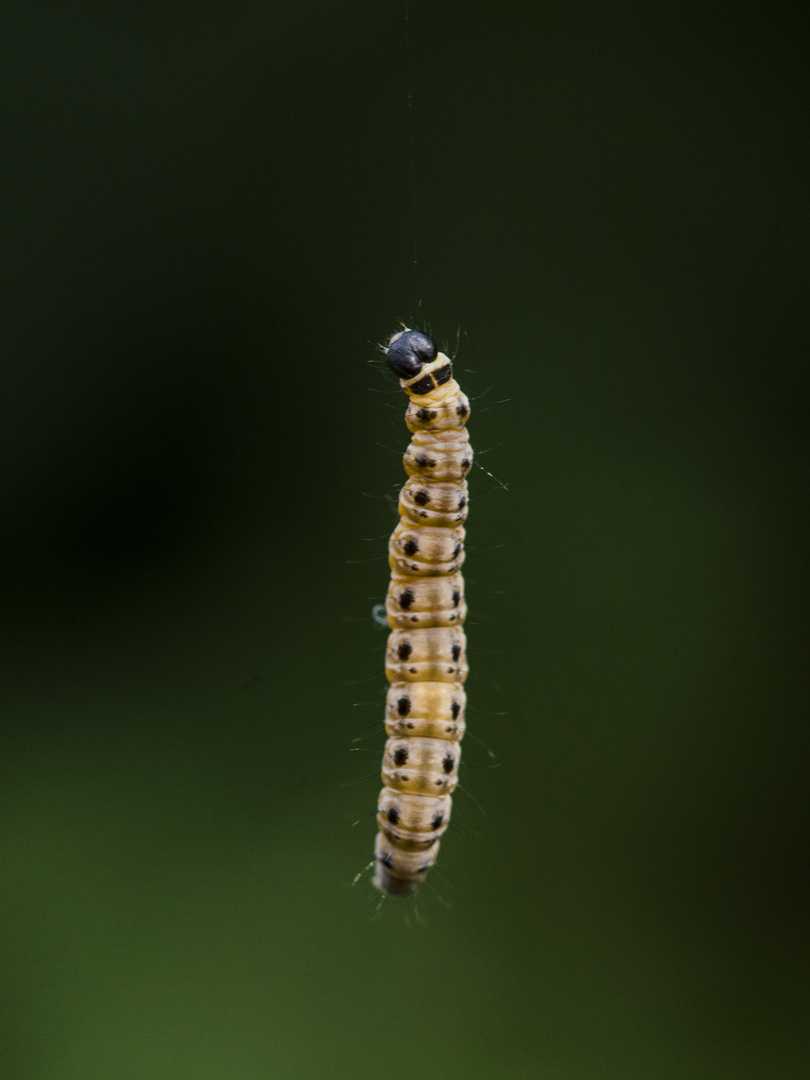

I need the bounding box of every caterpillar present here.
[372,328,471,897]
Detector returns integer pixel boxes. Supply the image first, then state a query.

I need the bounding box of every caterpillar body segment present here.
[399,477,469,528]
[389,521,466,577]
[373,329,472,898]
[384,683,467,740]
[385,627,468,684]
[384,571,467,629]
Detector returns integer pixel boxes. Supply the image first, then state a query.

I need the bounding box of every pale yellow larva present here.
[372,329,472,897]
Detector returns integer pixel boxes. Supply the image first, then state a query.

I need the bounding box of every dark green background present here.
[1,2,807,1077]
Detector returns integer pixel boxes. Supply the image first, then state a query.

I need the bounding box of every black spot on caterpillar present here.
[372,328,472,898]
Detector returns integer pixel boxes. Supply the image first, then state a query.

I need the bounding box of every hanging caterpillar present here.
[372,328,472,897]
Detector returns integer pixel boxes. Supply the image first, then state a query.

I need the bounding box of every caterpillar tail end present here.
[372,833,438,898]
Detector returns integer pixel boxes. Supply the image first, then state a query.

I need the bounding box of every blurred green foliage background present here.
[1,1,807,1077]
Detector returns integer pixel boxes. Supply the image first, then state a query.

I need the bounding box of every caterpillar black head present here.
[386,329,453,397]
